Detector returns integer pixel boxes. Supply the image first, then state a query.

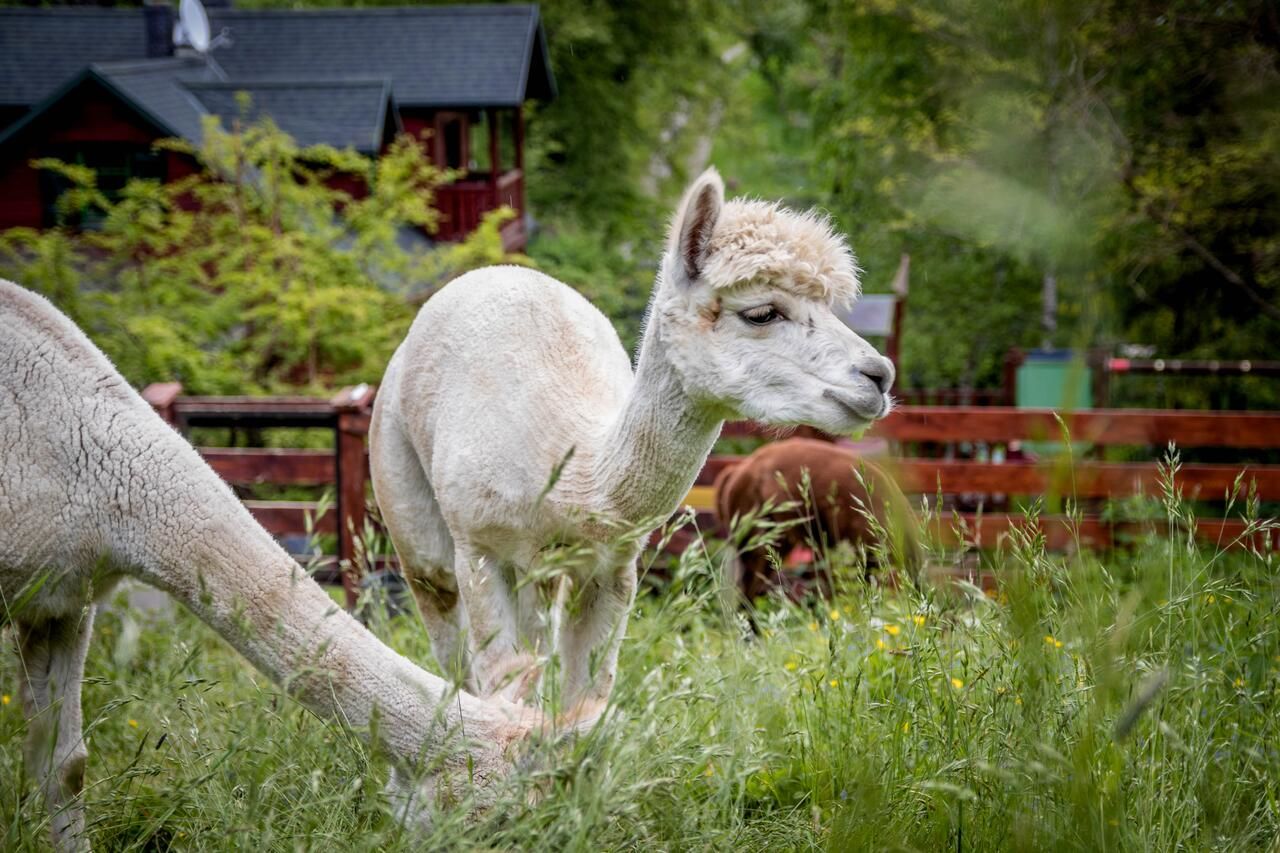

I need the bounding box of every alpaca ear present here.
[670,167,724,281]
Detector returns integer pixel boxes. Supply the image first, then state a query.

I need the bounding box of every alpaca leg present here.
[17,608,95,853]
[554,562,637,725]
[454,545,537,703]
[369,414,472,688]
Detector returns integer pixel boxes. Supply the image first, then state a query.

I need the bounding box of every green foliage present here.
[777,0,1279,399]
[525,224,654,352]
[526,0,732,236]
[0,117,518,394]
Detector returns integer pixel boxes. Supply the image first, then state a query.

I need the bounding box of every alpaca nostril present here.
[855,357,895,395]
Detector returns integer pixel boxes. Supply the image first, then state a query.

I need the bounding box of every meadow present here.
[2,462,1277,851]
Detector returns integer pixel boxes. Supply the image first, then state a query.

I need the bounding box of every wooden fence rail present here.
[686,406,1280,553]
[143,382,375,608]
[143,383,1280,605]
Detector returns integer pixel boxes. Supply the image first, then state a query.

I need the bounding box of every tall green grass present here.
[2,458,1277,851]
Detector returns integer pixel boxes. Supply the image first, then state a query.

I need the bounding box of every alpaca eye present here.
[740,306,784,326]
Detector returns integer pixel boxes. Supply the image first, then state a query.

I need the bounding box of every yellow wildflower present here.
[808,621,819,632]
[1233,677,1244,688]
[128,719,139,729]
[902,720,910,734]
[1206,594,1217,604]
[828,679,839,688]
[704,763,715,777]
[912,615,926,627]
[785,660,798,672]
[1015,696,1023,706]
[1,694,9,706]
[951,677,964,690]
[829,609,842,621]
[876,638,886,650]
[1044,635,1063,649]
[884,624,901,636]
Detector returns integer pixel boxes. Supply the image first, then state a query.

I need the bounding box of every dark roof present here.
[0,59,213,153]
[0,5,556,110]
[0,61,396,155]
[0,8,149,106]
[93,58,218,145]
[206,5,555,108]
[187,80,398,153]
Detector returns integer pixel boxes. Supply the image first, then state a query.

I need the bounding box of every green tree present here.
[0,115,518,393]
[790,0,1278,403]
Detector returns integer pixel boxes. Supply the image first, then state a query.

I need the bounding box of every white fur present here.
[0,280,541,852]
[371,168,895,720]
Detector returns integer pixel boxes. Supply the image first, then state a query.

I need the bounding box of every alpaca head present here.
[654,167,894,434]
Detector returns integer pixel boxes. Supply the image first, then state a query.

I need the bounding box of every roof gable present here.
[0,62,397,156]
[0,61,207,153]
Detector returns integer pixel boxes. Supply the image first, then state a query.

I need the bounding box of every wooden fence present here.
[143,382,374,608]
[683,407,1280,554]
[144,382,1280,606]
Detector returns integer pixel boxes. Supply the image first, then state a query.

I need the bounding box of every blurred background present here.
[0,0,1276,412]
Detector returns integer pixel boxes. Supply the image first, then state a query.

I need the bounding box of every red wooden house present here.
[0,4,556,250]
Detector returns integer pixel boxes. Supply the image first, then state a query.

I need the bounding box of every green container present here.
[1016,349,1092,409]
[1016,349,1092,456]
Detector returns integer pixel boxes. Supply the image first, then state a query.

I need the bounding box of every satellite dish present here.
[178,0,211,53]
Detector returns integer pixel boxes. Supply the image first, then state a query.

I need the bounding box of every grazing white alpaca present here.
[371,168,895,719]
[0,281,540,852]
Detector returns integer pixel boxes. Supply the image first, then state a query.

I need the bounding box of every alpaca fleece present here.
[0,280,538,852]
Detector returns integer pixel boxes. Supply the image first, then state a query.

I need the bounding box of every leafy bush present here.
[0,117,519,394]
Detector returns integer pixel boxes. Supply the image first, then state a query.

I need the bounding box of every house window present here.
[39,143,166,228]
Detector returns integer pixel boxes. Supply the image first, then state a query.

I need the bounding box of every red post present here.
[488,107,501,208]
[514,105,524,172]
[142,381,183,426]
[332,384,376,609]
[1003,348,1024,406]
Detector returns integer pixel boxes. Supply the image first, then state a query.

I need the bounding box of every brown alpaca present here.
[714,438,922,600]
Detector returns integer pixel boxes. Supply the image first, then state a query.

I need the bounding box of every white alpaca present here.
[0,280,541,852]
[371,168,894,719]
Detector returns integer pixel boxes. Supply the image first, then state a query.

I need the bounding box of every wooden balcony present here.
[434,168,525,251]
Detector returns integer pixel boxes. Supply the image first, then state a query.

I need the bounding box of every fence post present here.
[1089,347,1111,408]
[142,382,183,426]
[1002,348,1024,406]
[332,384,377,610]
[887,253,909,370]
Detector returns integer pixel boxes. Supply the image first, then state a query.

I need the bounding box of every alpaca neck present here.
[141,504,530,770]
[593,300,723,524]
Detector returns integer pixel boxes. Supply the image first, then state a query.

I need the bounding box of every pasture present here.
[3,462,1277,851]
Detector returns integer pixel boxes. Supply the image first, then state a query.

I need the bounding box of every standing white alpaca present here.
[371,168,895,720]
[0,280,540,852]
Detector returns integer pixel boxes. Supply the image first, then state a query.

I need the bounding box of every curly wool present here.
[701,200,861,306]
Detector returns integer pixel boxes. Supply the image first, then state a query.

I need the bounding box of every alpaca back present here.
[386,266,635,536]
[715,437,922,597]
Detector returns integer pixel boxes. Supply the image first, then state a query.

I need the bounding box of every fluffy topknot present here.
[700,200,861,306]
